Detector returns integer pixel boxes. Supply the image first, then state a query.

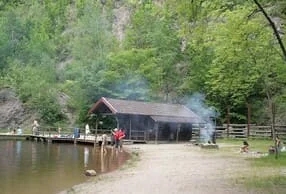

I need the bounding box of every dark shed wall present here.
[116,114,193,141]
[179,123,193,141]
[156,123,192,141]
[117,114,153,140]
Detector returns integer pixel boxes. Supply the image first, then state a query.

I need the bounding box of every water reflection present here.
[101,149,107,173]
[0,140,130,194]
[84,147,89,168]
[31,142,37,170]
[16,141,21,155]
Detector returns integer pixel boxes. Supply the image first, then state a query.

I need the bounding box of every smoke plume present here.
[185,93,219,142]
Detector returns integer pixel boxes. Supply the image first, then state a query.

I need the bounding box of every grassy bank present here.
[217,138,286,192]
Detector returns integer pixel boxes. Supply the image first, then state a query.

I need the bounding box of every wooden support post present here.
[176,124,181,143]
[271,102,276,140]
[84,126,86,142]
[155,122,159,144]
[247,103,251,137]
[116,116,119,129]
[227,105,230,137]
[129,116,132,140]
[95,119,98,145]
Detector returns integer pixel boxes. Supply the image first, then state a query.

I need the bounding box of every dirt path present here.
[63,144,252,194]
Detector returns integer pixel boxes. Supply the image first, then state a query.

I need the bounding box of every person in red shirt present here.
[114,128,125,152]
[113,129,125,152]
[118,129,125,152]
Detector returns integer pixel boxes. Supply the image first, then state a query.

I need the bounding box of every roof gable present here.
[89,97,201,121]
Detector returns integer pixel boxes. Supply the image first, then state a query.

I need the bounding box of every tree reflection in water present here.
[0,140,130,194]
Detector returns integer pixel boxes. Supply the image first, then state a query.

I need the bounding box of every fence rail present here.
[213,124,286,139]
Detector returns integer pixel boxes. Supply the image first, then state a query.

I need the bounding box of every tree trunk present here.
[271,102,276,140]
[247,103,251,137]
[226,105,230,137]
[253,0,286,62]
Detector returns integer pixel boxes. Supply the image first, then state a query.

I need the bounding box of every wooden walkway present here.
[0,134,30,140]
[0,133,146,145]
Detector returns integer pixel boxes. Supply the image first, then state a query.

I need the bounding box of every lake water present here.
[0,140,129,194]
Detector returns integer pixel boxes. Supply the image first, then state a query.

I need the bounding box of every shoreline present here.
[61,143,250,194]
[60,144,142,194]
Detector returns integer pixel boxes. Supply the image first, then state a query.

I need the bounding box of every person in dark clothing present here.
[111,128,118,148]
[240,141,249,153]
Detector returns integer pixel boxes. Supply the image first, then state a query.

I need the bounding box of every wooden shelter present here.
[88,97,203,143]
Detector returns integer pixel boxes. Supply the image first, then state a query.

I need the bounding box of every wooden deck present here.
[0,134,30,140]
[0,133,146,145]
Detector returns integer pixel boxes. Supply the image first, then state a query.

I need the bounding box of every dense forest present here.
[0,0,286,128]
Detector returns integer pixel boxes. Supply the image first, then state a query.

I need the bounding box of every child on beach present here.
[240,141,249,153]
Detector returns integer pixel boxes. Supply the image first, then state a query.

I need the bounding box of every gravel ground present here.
[60,143,257,194]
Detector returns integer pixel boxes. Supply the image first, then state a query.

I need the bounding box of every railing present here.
[190,124,286,140]
[213,124,286,139]
[29,127,113,140]
[5,124,286,141]
[130,130,145,140]
[249,126,271,138]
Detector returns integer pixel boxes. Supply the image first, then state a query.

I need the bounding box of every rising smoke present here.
[113,73,150,101]
[185,93,219,142]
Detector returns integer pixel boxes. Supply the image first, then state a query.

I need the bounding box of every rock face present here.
[112,4,130,43]
[0,88,30,130]
[0,88,76,130]
[57,92,76,127]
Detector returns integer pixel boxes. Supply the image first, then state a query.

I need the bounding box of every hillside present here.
[0,0,286,129]
[0,88,29,129]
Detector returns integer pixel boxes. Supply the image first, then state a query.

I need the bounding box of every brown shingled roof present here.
[89,97,202,123]
[151,115,202,123]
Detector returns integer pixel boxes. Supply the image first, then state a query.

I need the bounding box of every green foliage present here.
[62,2,117,122]
[124,2,183,102]
[107,48,158,100]
[1,0,286,126]
[250,152,286,166]
[4,63,64,124]
[244,175,286,190]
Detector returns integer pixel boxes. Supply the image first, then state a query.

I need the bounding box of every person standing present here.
[85,124,90,135]
[275,136,281,150]
[111,128,118,148]
[275,135,281,158]
[17,126,22,135]
[32,120,39,135]
[101,133,107,153]
[117,128,126,152]
[58,127,62,136]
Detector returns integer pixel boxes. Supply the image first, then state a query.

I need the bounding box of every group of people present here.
[30,120,127,153]
[240,136,283,154]
[268,136,282,154]
[100,127,125,153]
[9,126,22,135]
[111,128,126,152]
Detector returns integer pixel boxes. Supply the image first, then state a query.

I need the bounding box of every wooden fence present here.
[213,124,286,139]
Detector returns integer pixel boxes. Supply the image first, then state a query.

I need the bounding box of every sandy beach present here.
[60,143,256,194]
